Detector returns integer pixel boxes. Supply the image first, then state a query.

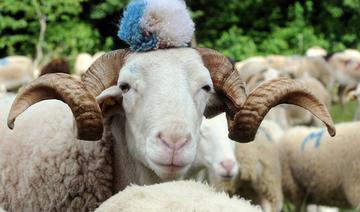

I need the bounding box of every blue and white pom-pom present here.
[118,0,195,52]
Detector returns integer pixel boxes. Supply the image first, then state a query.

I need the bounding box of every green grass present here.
[330,101,357,123]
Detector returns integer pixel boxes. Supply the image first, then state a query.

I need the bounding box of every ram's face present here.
[117,48,213,179]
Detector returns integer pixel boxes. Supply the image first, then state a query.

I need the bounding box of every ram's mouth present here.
[150,159,189,173]
[157,163,186,172]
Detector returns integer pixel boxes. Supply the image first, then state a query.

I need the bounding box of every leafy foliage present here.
[0,0,359,64]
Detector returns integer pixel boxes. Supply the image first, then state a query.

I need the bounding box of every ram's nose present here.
[157,129,191,151]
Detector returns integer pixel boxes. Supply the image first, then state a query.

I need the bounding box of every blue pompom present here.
[118,0,158,52]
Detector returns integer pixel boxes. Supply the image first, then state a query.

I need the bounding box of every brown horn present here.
[7,73,103,141]
[82,49,130,97]
[7,50,131,141]
[196,48,247,118]
[228,77,336,142]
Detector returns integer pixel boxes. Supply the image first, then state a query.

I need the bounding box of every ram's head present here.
[7,48,335,179]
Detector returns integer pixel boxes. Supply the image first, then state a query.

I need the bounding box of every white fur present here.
[111,48,212,180]
[187,114,238,184]
[75,52,105,76]
[230,120,284,212]
[280,123,360,210]
[306,47,327,57]
[95,180,263,212]
[307,205,339,212]
[0,48,216,210]
[141,0,194,47]
[74,53,93,76]
[0,56,34,90]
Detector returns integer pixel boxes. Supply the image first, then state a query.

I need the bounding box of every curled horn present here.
[196,48,247,118]
[7,50,130,141]
[82,49,130,97]
[7,74,103,140]
[229,78,336,142]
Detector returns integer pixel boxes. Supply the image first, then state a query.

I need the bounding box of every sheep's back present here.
[280,124,360,207]
[95,181,262,212]
[0,99,113,211]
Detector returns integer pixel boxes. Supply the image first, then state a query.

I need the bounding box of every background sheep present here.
[198,112,284,212]
[285,75,331,127]
[0,56,34,91]
[74,53,93,76]
[280,123,360,211]
[95,180,263,212]
[306,47,327,57]
[38,59,70,77]
[74,52,106,77]
[326,50,360,105]
[229,120,284,212]
[346,82,360,120]
[186,113,239,186]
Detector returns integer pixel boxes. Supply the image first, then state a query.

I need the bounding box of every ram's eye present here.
[119,83,130,93]
[201,85,211,93]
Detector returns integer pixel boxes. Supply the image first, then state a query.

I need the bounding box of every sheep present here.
[235,56,267,72]
[307,205,339,212]
[285,75,331,127]
[0,85,7,99]
[346,82,360,120]
[0,56,34,91]
[326,50,360,105]
[185,113,239,187]
[0,0,335,210]
[195,110,283,212]
[280,123,360,211]
[75,52,106,77]
[38,59,71,76]
[95,180,263,212]
[244,67,331,128]
[280,56,334,91]
[74,53,93,77]
[306,46,327,57]
[228,119,284,212]
[265,55,290,71]
[0,48,336,211]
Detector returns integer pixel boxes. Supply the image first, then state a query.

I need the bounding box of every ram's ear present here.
[96,86,123,117]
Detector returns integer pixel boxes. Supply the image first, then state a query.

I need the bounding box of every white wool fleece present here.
[96,180,263,212]
[141,0,195,47]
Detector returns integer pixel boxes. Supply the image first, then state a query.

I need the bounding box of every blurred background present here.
[1,1,360,211]
[1,0,359,66]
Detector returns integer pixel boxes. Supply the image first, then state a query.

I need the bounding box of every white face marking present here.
[115,48,214,179]
[198,113,239,181]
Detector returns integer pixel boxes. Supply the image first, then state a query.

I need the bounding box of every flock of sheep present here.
[0,46,359,212]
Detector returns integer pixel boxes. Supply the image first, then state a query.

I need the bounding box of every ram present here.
[0,47,336,211]
[0,1,335,211]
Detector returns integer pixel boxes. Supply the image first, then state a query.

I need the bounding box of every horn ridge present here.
[228,77,336,142]
[7,73,103,141]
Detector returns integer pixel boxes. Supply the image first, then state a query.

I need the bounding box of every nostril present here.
[177,139,189,150]
[220,159,235,172]
[158,135,189,150]
[161,138,172,149]
[157,129,191,150]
